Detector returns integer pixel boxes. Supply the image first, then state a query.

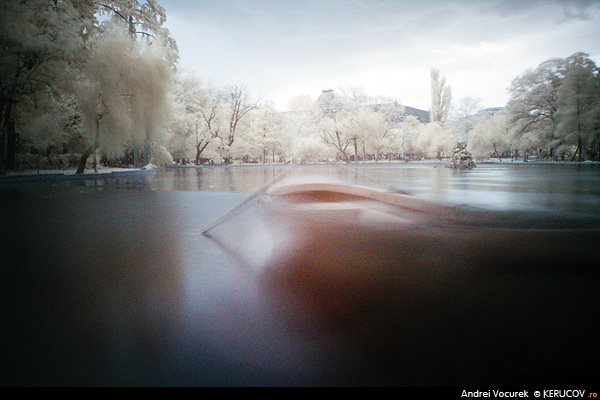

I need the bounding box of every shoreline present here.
[0,167,155,189]
[0,160,600,178]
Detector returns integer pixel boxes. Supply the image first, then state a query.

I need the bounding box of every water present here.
[153,162,600,216]
[1,162,599,386]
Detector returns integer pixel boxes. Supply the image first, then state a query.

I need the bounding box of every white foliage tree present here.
[196,82,227,164]
[396,115,422,159]
[283,95,328,163]
[165,73,199,162]
[245,102,285,163]
[507,52,600,160]
[15,90,78,160]
[95,0,178,64]
[0,0,178,172]
[506,56,566,157]
[200,84,260,163]
[0,0,86,172]
[77,25,172,173]
[450,96,483,142]
[555,56,600,161]
[365,101,405,161]
[467,112,510,161]
[318,87,376,162]
[430,68,452,124]
[415,122,455,160]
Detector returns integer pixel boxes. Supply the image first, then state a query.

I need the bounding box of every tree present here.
[15,88,80,167]
[245,102,285,163]
[194,82,226,164]
[166,72,200,162]
[94,0,178,64]
[317,87,374,162]
[396,115,422,160]
[76,25,172,173]
[181,83,259,164]
[451,96,483,142]
[223,85,260,148]
[0,0,86,172]
[430,68,452,124]
[362,101,404,162]
[467,112,510,161]
[415,122,455,160]
[555,55,600,161]
[319,101,353,162]
[0,0,177,173]
[507,52,600,160]
[93,0,178,167]
[506,57,566,156]
[283,95,327,163]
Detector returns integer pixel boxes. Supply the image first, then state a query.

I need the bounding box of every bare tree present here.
[223,85,260,147]
[320,110,353,162]
[214,85,260,162]
[194,84,223,164]
[451,95,483,142]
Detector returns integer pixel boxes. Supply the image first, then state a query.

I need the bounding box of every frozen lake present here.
[1,162,599,386]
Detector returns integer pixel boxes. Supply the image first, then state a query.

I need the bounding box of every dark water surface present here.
[154,162,600,216]
[1,162,599,386]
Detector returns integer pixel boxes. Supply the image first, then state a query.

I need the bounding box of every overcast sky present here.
[158,0,600,111]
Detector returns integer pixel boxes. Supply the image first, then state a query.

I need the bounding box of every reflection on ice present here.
[202,197,275,271]
[202,172,600,385]
[2,167,600,386]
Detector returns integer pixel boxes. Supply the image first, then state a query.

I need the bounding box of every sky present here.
[158,0,600,112]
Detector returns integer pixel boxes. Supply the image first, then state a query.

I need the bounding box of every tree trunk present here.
[76,145,97,174]
[493,143,502,162]
[6,120,17,170]
[76,116,101,174]
[571,141,581,162]
[143,140,151,167]
[0,132,4,174]
[195,140,209,165]
[0,97,15,174]
[133,145,141,168]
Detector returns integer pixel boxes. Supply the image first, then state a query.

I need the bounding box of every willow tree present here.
[93,0,178,167]
[76,26,172,173]
[95,0,178,64]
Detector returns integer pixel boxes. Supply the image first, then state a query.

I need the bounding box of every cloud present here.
[161,0,600,111]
